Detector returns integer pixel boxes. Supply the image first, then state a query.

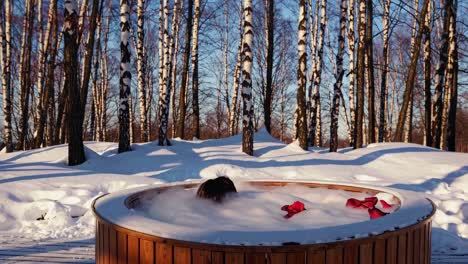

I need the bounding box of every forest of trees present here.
[0,0,466,165]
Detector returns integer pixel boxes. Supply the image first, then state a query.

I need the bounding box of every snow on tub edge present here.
[92,180,435,246]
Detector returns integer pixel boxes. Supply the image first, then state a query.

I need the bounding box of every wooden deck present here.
[0,237,465,263]
[0,237,94,263]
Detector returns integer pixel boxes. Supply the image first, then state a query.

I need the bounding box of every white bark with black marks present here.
[118,0,132,153]
[308,0,326,147]
[137,0,148,142]
[241,0,254,155]
[329,0,347,152]
[0,0,13,152]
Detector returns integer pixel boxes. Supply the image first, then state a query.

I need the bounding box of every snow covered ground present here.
[0,129,467,254]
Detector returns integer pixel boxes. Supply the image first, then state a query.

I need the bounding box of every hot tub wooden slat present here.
[211,251,224,264]
[96,221,100,264]
[307,248,325,264]
[397,233,407,264]
[105,224,112,264]
[286,251,305,264]
[128,235,139,264]
[192,249,211,264]
[373,239,385,263]
[406,231,414,264]
[420,224,427,264]
[225,252,244,264]
[156,243,172,264]
[270,253,286,264]
[358,243,372,264]
[325,247,343,264]
[386,236,397,264]
[140,239,154,264]
[174,246,191,264]
[414,228,421,263]
[109,229,117,264]
[117,232,127,264]
[245,252,265,264]
[426,223,432,264]
[343,244,358,264]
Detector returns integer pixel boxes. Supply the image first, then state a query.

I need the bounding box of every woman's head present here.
[196,176,237,202]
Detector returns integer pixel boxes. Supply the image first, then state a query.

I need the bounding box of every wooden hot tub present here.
[93,180,435,264]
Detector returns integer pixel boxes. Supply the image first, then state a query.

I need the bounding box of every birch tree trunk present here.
[229,2,244,136]
[157,0,165,136]
[64,0,85,165]
[366,0,375,143]
[176,0,193,139]
[158,0,179,146]
[170,0,182,138]
[79,0,100,130]
[432,0,448,148]
[241,0,254,155]
[423,0,432,146]
[136,0,148,142]
[118,0,132,153]
[308,0,326,147]
[44,0,59,147]
[0,0,13,152]
[446,0,457,151]
[264,0,274,134]
[296,0,308,150]
[17,0,36,150]
[443,0,457,150]
[329,0,347,152]
[404,0,420,143]
[347,0,356,147]
[378,0,390,143]
[191,0,201,139]
[393,0,429,141]
[354,0,366,148]
[223,0,230,123]
[33,0,50,148]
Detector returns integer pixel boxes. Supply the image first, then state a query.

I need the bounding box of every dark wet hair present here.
[196,176,237,202]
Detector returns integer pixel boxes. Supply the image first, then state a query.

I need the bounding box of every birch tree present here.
[0,0,12,152]
[393,0,430,141]
[241,0,254,155]
[404,0,419,143]
[330,0,347,152]
[366,0,375,143]
[158,0,180,146]
[296,0,308,150]
[229,2,244,136]
[308,0,326,147]
[431,0,450,149]
[136,0,148,142]
[42,0,59,147]
[118,0,132,153]
[17,0,36,150]
[64,0,85,165]
[264,0,274,134]
[378,0,390,143]
[32,0,51,148]
[157,0,169,145]
[423,0,432,146]
[192,0,201,139]
[443,0,457,151]
[176,0,193,139]
[347,0,356,146]
[354,0,366,148]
